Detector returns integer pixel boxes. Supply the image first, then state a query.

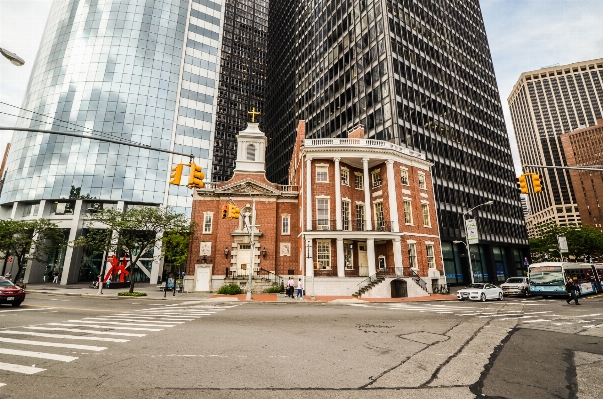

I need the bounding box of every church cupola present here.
[234,108,267,174]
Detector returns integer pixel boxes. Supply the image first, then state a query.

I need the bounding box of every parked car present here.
[456,283,503,302]
[0,277,26,307]
[500,277,530,297]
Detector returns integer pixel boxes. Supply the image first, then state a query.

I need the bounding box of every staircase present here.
[407,268,429,293]
[353,274,386,298]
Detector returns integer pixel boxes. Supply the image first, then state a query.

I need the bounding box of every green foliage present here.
[162,226,195,268]
[0,219,64,283]
[266,285,282,293]
[74,206,191,294]
[530,223,603,263]
[117,292,147,297]
[217,283,242,295]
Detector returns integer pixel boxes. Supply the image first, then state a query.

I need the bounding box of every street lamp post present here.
[245,198,256,301]
[458,200,494,285]
[0,47,25,66]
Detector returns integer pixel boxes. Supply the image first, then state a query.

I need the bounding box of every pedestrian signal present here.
[169,164,184,185]
[532,174,542,193]
[517,174,529,194]
[221,205,229,219]
[228,204,240,219]
[188,162,205,188]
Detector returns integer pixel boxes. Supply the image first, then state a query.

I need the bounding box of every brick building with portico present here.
[186,120,445,298]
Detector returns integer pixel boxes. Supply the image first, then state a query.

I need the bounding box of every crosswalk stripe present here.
[112,314,196,320]
[24,327,146,337]
[0,337,107,351]
[64,320,176,327]
[0,308,52,313]
[0,347,79,362]
[0,383,5,388]
[81,317,185,324]
[0,362,45,375]
[45,323,162,332]
[0,331,129,343]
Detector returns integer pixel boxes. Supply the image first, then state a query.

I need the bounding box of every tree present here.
[162,226,195,275]
[74,206,192,293]
[0,219,64,283]
[529,223,603,263]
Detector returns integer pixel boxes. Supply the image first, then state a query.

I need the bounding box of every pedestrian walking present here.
[565,277,580,305]
[296,278,303,299]
[287,277,295,298]
[106,278,111,289]
[52,271,59,284]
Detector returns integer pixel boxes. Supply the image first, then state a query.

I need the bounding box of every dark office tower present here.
[266,0,529,285]
[212,0,269,182]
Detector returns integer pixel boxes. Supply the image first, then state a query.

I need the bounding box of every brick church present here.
[185,118,446,298]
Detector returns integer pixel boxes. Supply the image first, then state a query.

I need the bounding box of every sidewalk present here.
[25,283,457,303]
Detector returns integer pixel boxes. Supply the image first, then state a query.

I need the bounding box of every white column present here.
[9,202,17,219]
[386,160,399,232]
[362,158,372,231]
[393,237,403,276]
[306,157,312,230]
[367,238,376,276]
[305,239,314,277]
[334,157,342,230]
[336,238,345,277]
[150,233,163,285]
[60,200,83,285]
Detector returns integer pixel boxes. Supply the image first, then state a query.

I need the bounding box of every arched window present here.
[246,144,256,161]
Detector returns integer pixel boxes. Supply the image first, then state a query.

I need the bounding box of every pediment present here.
[216,178,281,195]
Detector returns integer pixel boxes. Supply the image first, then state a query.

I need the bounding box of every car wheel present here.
[480,293,486,302]
[498,292,503,301]
[11,301,22,307]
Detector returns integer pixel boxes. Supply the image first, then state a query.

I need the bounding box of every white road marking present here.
[0,347,78,362]
[81,317,185,324]
[0,337,107,351]
[24,327,146,337]
[521,319,551,323]
[64,320,177,327]
[0,362,45,375]
[0,331,129,343]
[45,323,162,332]
[0,382,5,388]
[111,314,196,321]
[0,308,52,313]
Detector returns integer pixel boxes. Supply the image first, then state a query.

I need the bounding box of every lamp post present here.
[245,198,256,301]
[0,47,25,66]
[458,200,494,285]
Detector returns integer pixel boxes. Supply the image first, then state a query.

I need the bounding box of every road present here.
[0,293,602,398]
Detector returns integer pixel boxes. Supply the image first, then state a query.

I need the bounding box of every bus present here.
[528,262,603,298]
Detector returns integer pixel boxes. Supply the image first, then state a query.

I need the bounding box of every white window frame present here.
[421,202,431,227]
[316,164,329,183]
[344,242,354,270]
[418,172,426,190]
[403,199,413,225]
[342,200,351,231]
[354,173,364,190]
[378,255,386,270]
[316,240,331,269]
[355,203,365,231]
[408,241,418,269]
[374,201,385,231]
[202,212,213,234]
[341,167,349,186]
[371,169,382,188]
[426,243,436,268]
[316,197,330,229]
[281,214,291,235]
[400,167,409,186]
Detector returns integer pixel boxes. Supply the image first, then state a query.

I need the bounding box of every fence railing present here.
[257,267,284,288]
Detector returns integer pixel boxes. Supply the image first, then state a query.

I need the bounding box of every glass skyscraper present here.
[266,0,529,285]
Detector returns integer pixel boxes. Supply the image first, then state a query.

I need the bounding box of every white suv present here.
[500,277,530,297]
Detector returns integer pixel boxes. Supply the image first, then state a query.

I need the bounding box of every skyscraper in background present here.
[266,0,529,284]
[508,59,603,236]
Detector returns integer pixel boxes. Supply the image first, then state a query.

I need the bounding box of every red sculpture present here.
[104,254,130,282]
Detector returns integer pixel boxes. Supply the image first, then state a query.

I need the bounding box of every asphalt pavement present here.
[0,293,602,398]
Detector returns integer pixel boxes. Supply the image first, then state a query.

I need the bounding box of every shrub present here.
[217,283,242,295]
[266,285,282,293]
[118,292,148,297]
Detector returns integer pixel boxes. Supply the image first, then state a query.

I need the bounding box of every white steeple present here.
[234,122,267,174]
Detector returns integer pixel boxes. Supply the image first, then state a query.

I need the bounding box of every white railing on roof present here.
[303,138,426,160]
[278,185,299,192]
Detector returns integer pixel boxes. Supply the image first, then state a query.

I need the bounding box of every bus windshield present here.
[529,270,564,286]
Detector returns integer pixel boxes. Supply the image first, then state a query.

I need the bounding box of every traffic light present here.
[517,174,529,194]
[221,204,228,219]
[531,173,542,193]
[169,164,183,185]
[188,162,205,188]
[227,204,240,219]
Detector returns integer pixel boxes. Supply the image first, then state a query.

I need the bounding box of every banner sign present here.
[465,219,479,244]
[557,236,568,253]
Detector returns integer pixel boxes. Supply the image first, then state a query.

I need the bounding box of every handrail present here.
[258,267,284,288]
[408,268,428,292]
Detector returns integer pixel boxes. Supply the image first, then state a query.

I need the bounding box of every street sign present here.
[558,236,568,253]
[465,219,479,245]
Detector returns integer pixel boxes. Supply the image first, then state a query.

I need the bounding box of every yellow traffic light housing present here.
[221,205,229,219]
[517,174,529,194]
[228,204,240,219]
[188,162,205,188]
[531,173,542,193]
[169,164,184,185]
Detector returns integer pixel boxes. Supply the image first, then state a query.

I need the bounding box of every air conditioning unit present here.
[318,225,330,231]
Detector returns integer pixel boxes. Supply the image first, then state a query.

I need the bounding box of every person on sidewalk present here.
[287,277,295,298]
[52,271,59,284]
[106,278,111,289]
[296,278,303,299]
[565,277,580,305]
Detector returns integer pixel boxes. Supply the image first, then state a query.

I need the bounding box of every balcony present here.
[304,138,426,160]
[311,220,394,232]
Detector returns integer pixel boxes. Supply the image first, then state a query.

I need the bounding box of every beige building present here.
[508,59,603,236]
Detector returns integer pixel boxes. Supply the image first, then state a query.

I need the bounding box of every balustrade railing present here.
[303,138,425,160]
[311,220,394,232]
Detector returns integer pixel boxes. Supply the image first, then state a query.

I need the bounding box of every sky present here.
[0,0,602,173]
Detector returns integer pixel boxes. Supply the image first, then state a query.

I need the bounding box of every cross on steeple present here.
[248,107,261,123]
